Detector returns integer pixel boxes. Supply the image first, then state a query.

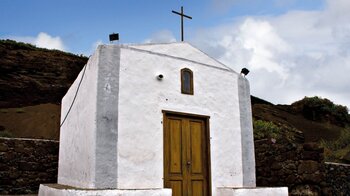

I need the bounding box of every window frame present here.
[181,68,194,95]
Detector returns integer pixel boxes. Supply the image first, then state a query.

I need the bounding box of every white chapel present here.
[39,42,287,196]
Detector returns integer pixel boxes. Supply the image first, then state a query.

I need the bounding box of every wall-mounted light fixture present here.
[109,33,119,42]
[241,68,250,76]
[157,74,164,80]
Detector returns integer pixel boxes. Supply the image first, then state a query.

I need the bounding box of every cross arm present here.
[183,14,192,19]
[172,10,192,19]
[172,10,181,15]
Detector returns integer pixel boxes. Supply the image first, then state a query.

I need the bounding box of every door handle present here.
[186,161,191,170]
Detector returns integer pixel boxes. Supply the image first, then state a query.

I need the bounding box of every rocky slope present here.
[0,39,88,108]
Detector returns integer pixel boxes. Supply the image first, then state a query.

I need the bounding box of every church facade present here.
[39,43,287,196]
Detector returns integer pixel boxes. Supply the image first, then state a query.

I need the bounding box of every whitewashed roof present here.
[123,42,234,72]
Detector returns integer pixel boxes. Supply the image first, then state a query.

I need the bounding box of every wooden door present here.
[164,112,210,196]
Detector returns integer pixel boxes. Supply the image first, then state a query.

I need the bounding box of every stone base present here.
[39,184,172,196]
[217,187,288,196]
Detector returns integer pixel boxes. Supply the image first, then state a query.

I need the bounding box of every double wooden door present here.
[164,113,210,196]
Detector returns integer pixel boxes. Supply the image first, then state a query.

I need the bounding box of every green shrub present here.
[320,128,350,162]
[253,120,281,140]
[15,108,25,113]
[320,128,350,151]
[0,109,8,113]
[292,96,350,125]
[0,130,14,138]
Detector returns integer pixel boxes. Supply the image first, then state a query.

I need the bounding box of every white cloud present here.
[35,32,65,50]
[144,30,176,44]
[7,32,66,51]
[192,0,350,109]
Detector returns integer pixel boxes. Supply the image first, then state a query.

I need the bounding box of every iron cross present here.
[172,6,192,41]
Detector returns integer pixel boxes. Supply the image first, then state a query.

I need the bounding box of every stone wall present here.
[1,137,349,195]
[255,139,332,195]
[0,137,59,194]
[325,162,350,195]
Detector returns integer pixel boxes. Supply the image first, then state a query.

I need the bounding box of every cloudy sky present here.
[1,0,349,109]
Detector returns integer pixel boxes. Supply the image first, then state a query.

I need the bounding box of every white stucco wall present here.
[238,77,256,187]
[57,43,257,195]
[217,187,289,196]
[117,43,249,194]
[58,48,100,188]
[128,43,231,70]
[58,46,121,189]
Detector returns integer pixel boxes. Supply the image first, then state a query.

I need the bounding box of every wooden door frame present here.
[162,110,212,196]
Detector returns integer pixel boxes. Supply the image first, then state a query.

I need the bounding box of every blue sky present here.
[1,0,350,110]
[1,0,325,54]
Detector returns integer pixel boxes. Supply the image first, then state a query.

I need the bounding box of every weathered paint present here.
[238,76,256,187]
[39,184,172,196]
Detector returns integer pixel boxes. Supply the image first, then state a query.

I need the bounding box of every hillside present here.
[0,39,349,162]
[252,96,346,142]
[0,39,88,108]
[251,95,350,163]
[0,40,88,139]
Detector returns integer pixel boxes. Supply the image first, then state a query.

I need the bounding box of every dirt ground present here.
[0,103,60,140]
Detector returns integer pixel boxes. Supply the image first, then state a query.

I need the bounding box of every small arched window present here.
[181,68,193,95]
